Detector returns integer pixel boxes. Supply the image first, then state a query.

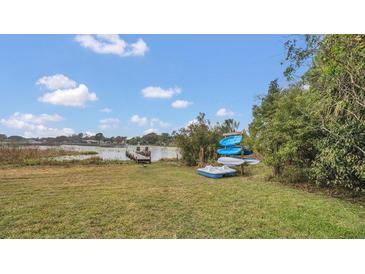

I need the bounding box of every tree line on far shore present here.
[0,132,176,147]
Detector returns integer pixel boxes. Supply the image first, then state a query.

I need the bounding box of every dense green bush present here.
[279,166,309,184]
[310,109,365,192]
[249,80,319,178]
[250,35,365,192]
[306,35,365,192]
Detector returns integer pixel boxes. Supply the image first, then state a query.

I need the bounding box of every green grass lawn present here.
[0,162,364,238]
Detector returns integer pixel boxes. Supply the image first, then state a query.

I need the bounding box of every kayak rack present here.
[222,131,244,137]
[220,131,249,175]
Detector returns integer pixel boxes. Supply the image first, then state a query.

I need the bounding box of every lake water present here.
[39,145,180,162]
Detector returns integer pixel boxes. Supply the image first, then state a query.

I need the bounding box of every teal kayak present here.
[219,135,243,146]
[217,146,253,155]
[217,146,242,155]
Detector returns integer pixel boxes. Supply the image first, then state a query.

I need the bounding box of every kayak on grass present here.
[197,165,237,179]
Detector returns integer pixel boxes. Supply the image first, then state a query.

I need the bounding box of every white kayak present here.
[242,158,261,165]
[217,157,261,166]
[217,157,246,166]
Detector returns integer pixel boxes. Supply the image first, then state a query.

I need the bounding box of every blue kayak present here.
[219,135,243,146]
[242,146,253,155]
[217,146,241,155]
[217,146,253,155]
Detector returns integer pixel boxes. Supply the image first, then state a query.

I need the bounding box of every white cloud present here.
[38,84,98,107]
[75,35,149,57]
[124,39,149,57]
[84,131,96,137]
[36,74,77,90]
[150,118,170,128]
[142,86,181,99]
[130,114,148,126]
[128,115,172,132]
[99,118,120,130]
[0,112,74,138]
[23,127,75,138]
[216,108,234,117]
[100,107,112,113]
[0,113,63,128]
[129,115,170,129]
[143,128,158,135]
[171,100,193,109]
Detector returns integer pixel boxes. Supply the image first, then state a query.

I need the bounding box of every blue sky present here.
[0,35,290,137]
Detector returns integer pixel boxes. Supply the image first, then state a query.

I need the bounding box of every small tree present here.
[249,80,283,175]
[175,113,240,166]
[249,80,319,178]
[142,133,159,145]
[115,136,126,145]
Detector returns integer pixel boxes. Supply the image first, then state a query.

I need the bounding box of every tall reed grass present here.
[0,146,96,166]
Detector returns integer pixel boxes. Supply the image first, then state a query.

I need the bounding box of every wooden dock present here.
[126,150,151,164]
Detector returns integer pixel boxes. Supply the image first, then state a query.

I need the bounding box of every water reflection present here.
[40,145,180,162]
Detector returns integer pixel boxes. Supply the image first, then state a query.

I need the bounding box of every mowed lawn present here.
[0,162,364,238]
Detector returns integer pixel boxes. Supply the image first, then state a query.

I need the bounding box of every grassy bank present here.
[0,162,364,238]
[0,146,97,166]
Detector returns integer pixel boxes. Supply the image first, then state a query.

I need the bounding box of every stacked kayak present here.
[216,135,252,156]
[219,135,243,146]
[216,146,252,156]
[241,157,260,165]
[197,165,237,179]
[217,157,261,166]
[217,157,246,166]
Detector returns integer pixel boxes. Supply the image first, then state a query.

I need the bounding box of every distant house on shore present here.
[85,140,99,145]
[27,139,42,145]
